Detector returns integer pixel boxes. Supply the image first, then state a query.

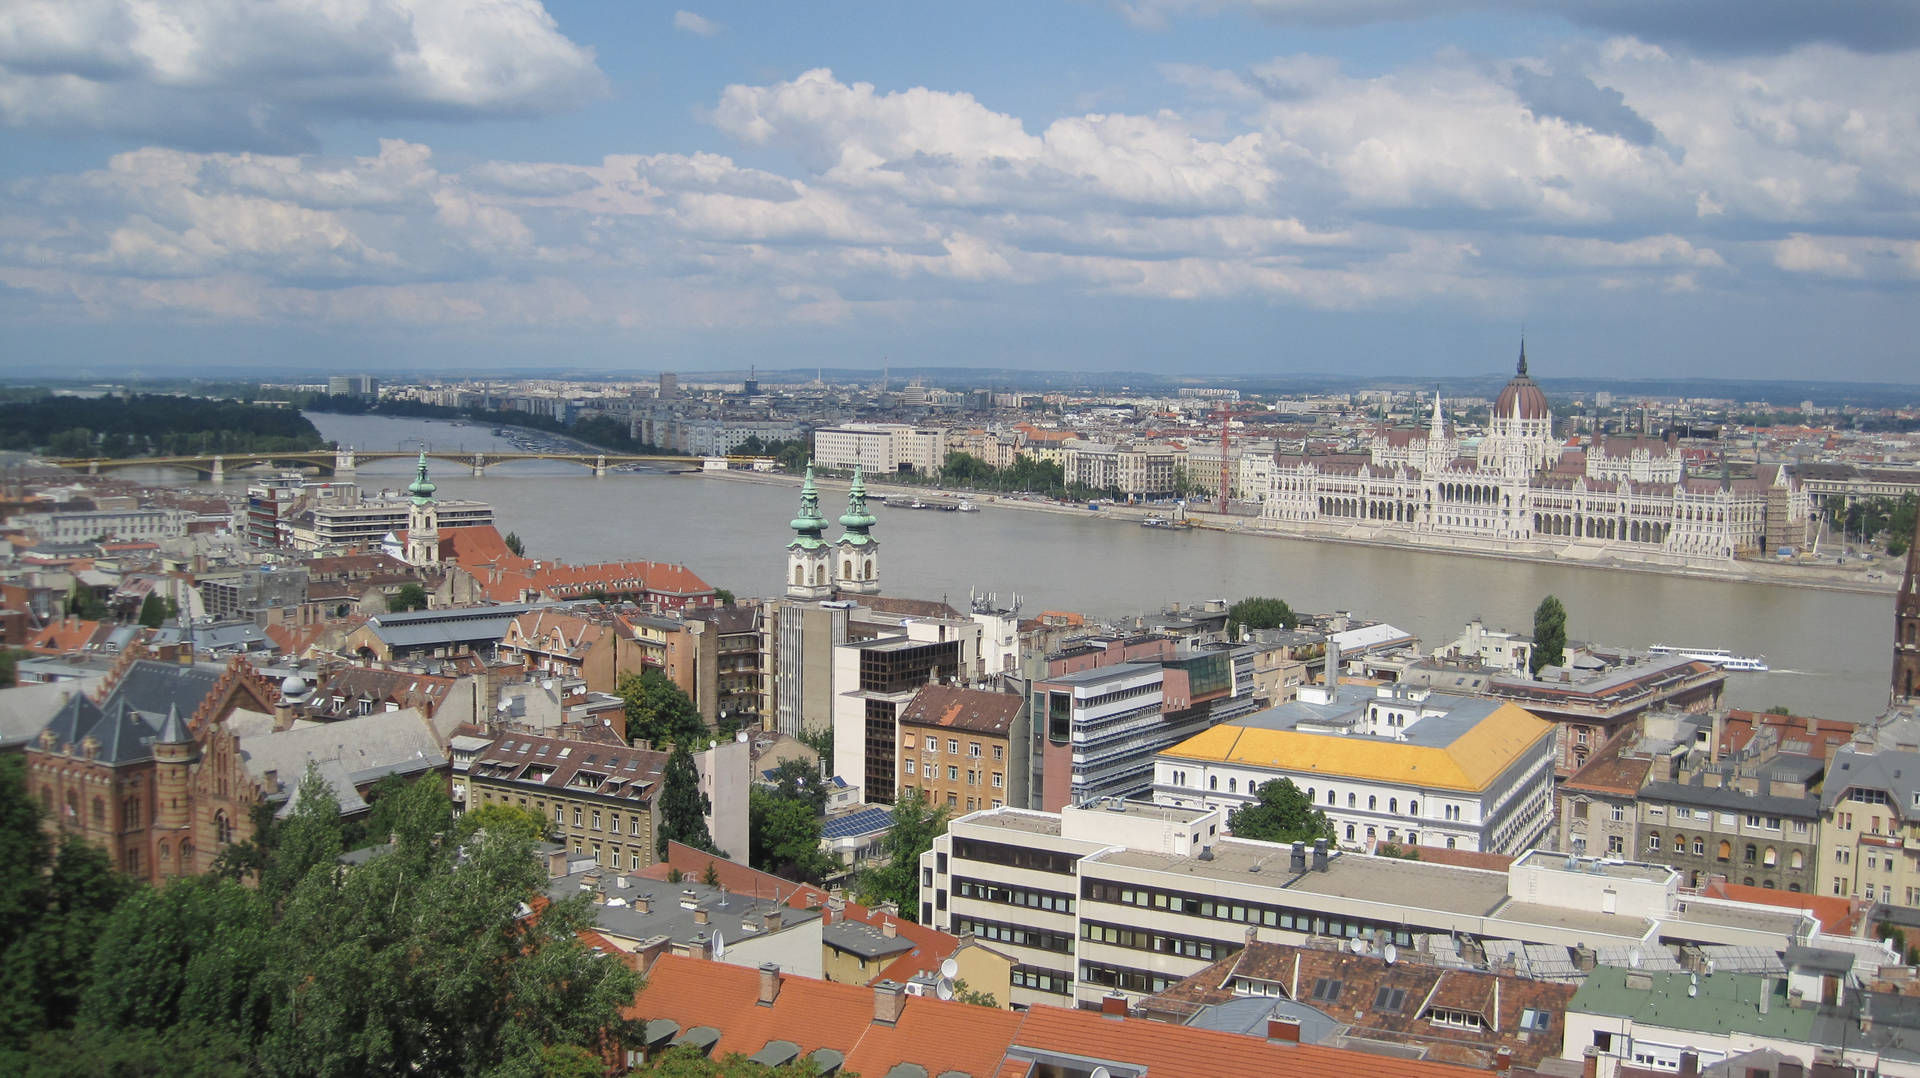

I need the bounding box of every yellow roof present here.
[1164,701,1552,793]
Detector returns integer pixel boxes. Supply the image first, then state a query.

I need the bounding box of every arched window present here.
[1790,850,1804,870]
[1389,798,1398,814]
[214,811,233,845]
[842,560,852,578]
[793,566,802,586]
[1763,847,1777,867]
[1744,844,1757,863]
[180,840,193,866]
[1717,840,1732,861]
[1209,775,1218,791]
[1326,790,1336,806]
[1409,801,1418,816]
[123,798,140,829]
[158,841,170,869]
[91,796,105,828]
[1227,778,1237,793]
[1368,795,1377,811]
[1446,837,1457,850]
[1345,824,1355,841]
[1347,793,1356,808]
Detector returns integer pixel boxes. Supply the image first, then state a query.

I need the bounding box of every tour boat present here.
[1648,644,1770,672]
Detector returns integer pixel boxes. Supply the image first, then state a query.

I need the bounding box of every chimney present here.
[764,906,782,932]
[1574,944,1597,971]
[882,919,897,939]
[1101,992,1129,1019]
[872,980,906,1026]
[635,892,652,914]
[547,849,569,878]
[1267,1015,1301,1043]
[1582,1047,1600,1078]
[1678,1051,1698,1078]
[1290,842,1307,874]
[757,962,782,1006]
[1494,1047,1513,1072]
[1311,839,1329,872]
[1245,925,1258,945]
[694,907,710,925]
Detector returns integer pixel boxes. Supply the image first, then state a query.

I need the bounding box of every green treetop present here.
[1531,595,1567,676]
[1226,779,1336,845]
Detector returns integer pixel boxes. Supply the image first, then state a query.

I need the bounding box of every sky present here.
[1,2,1917,382]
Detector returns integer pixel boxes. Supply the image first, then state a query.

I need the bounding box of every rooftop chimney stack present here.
[1267,1015,1301,1043]
[1290,842,1307,874]
[1101,992,1129,1019]
[1311,839,1329,872]
[757,963,781,1007]
[872,980,906,1026]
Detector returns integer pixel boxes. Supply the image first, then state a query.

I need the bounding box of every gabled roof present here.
[898,685,1022,737]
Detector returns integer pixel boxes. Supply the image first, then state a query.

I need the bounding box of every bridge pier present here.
[210,455,225,483]
[594,454,607,477]
[334,447,356,479]
[472,453,485,477]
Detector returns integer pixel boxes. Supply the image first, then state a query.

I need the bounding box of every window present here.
[1573,801,1589,820]
[1228,778,1237,793]
[948,765,959,781]
[1348,793,1357,808]
[993,772,1003,788]
[1648,835,1662,852]
[948,739,959,754]
[1210,775,1218,791]
[1373,986,1407,1012]
[906,760,916,775]
[970,742,982,758]
[993,745,1004,761]
[904,735,915,749]
[1611,805,1625,822]
[1310,978,1343,1003]
[1608,835,1623,854]
[1693,838,1705,856]
[1520,1009,1553,1032]
[1369,795,1377,811]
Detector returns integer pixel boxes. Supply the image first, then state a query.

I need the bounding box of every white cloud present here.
[0,0,606,149]
[1773,234,1861,277]
[673,10,724,36]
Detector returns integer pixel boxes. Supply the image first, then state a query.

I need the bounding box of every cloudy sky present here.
[2,1,1916,381]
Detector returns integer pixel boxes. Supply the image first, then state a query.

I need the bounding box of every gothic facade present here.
[1263,345,1807,564]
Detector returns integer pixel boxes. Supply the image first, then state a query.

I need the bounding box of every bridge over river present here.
[45,448,713,480]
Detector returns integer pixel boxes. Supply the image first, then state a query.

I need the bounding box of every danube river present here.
[160,413,1902,721]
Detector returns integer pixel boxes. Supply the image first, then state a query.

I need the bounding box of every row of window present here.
[955,876,1075,914]
[1011,965,1072,995]
[953,915,1074,955]
[952,837,1078,876]
[902,760,1004,788]
[1081,920,1219,961]
[1081,879,1416,947]
[903,734,1004,760]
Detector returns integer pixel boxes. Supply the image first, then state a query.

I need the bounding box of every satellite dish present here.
[1383,944,1398,965]
[935,977,955,1001]
[1091,1069,1112,1078]
[940,958,960,979]
[1350,938,1368,955]
[711,930,726,960]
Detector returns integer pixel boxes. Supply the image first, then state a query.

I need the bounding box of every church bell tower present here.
[404,451,441,567]
[786,464,834,600]
[835,465,880,595]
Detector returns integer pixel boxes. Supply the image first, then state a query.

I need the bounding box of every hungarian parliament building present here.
[1261,347,1811,565]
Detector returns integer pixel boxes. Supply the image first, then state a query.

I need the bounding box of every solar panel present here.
[821,808,893,840]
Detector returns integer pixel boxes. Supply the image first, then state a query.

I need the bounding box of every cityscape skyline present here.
[2,3,1917,381]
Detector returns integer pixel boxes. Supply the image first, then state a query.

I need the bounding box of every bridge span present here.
[45,448,704,480]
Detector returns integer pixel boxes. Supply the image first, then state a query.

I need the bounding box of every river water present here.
[141,413,1900,723]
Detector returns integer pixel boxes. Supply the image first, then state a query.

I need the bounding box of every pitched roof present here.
[627,954,1488,1078]
[471,732,666,806]
[898,685,1022,737]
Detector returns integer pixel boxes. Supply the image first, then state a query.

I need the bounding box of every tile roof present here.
[629,954,1488,1078]
[1561,734,1653,797]
[472,732,666,805]
[898,685,1022,737]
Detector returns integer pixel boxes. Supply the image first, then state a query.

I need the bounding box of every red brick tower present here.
[1897,509,1920,704]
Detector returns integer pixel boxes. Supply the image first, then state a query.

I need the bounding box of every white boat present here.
[1648,644,1770,672]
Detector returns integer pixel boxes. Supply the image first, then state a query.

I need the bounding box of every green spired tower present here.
[786,463,833,600]
[835,465,880,595]
[404,450,441,567]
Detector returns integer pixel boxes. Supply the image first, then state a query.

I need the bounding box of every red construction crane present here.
[1209,403,1267,516]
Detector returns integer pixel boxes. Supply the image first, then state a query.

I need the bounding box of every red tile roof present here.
[1701,879,1864,935]
[626,954,1490,1078]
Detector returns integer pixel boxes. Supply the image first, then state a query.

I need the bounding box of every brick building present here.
[896,684,1026,814]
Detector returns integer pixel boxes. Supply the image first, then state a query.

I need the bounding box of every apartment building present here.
[813,424,945,475]
[461,732,667,872]
[294,496,494,550]
[1153,682,1558,855]
[896,684,1026,814]
[1819,743,1920,906]
[830,633,964,804]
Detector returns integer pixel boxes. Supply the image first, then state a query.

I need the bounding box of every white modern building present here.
[1153,682,1558,855]
[925,803,1841,1012]
[813,424,946,475]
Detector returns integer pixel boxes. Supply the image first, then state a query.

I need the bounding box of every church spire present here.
[839,465,876,538]
[789,464,828,546]
[1517,337,1529,378]
[835,465,880,595]
[1429,389,1445,438]
[1896,505,1920,704]
[408,450,437,505]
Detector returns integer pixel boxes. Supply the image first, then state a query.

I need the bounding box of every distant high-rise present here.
[328,374,378,399]
[658,371,679,401]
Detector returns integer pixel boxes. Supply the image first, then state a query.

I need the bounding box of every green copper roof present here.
[790,463,828,535]
[838,465,877,535]
[408,451,437,505]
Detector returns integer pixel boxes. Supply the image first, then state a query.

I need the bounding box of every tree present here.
[455,803,550,843]
[951,979,998,1008]
[138,593,171,628]
[640,1046,823,1076]
[618,669,708,750]
[503,532,526,557]
[387,582,430,612]
[1225,779,1335,845]
[861,791,948,921]
[713,588,736,607]
[657,745,719,859]
[65,583,106,621]
[1531,594,1567,676]
[0,648,21,689]
[1226,596,1296,638]
[747,787,833,883]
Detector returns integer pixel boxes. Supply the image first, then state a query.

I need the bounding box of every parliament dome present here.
[1494,341,1549,422]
